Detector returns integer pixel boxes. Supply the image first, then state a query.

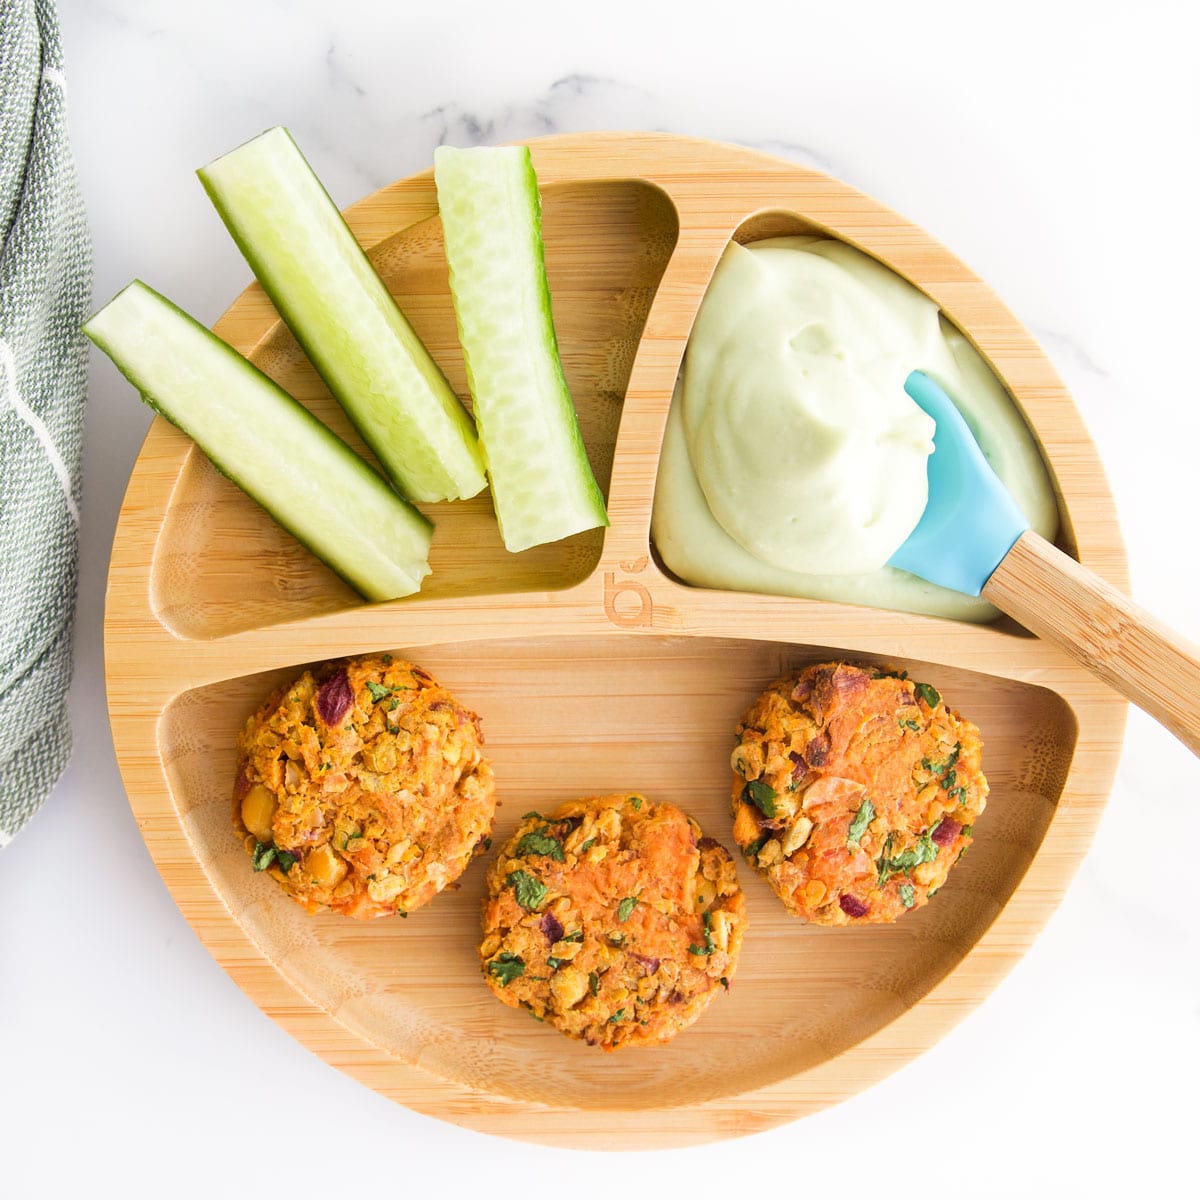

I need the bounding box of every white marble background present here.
[4,0,1198,1193]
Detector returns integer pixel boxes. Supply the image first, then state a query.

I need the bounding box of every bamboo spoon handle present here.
[982,530,1200,756]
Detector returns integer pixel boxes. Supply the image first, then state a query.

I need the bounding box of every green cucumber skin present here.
[198,127,487,504]
[84,281,432,602]
[434,145,608,553]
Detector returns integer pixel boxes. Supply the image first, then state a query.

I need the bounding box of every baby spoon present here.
[890,370,1200,756]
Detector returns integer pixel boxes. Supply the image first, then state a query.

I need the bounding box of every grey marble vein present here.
[325,39,366,98]
[1028,323,1111,380]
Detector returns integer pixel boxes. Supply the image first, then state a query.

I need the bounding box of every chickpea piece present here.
[693,875,717,912]
[307,843,347,888]
[708,909,731,952]
[550,967,590,1009]
[240,784,278,843]
[780,816,814,857]
[758,838,783,866]
[730,743,762,779]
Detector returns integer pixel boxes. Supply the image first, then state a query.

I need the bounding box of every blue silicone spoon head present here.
[887,370,1030,596]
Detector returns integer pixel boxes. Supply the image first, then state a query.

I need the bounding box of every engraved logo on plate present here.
[604,556,653,628]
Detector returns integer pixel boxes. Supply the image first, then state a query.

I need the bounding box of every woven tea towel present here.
[0,0,90,845]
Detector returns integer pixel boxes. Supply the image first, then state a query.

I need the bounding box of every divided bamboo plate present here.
[105,132,1128,1148]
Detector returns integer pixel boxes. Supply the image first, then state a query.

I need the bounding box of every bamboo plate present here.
[105,132,1128,1149]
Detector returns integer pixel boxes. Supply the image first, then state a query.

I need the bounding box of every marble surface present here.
[3,0,1198,1193]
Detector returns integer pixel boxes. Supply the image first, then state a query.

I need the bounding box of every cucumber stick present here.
[198,127,487,504]
[84,281,432,602]
[434,146,608,552]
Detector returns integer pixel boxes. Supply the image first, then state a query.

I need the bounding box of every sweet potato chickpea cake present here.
[731,662,988,925]
[233,653,495,919]
[480,794,746,1049]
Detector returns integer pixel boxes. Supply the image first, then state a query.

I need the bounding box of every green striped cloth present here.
[0,0,90,846]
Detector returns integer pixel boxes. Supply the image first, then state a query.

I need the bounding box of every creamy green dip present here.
[651,236,1059,621]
